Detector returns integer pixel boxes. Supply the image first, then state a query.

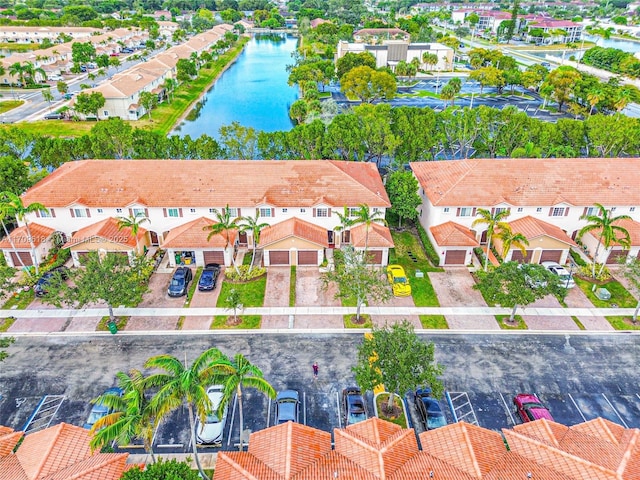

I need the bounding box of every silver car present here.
[196,385,228,444]
[542,261,575,288]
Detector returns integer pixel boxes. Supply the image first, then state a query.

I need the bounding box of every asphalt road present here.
[0,332,638,453]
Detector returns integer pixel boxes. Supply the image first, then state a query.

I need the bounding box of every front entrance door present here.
[238,231,248,246]
[150,231,159,246]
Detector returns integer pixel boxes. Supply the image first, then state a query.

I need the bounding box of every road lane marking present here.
[336,391,342,429]
[499,392,517,425]
[602,394,628,428]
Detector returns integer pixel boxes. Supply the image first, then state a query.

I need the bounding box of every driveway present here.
[261,267,290,329]
[294,267,343,329]
[369,273,421,328]
[521,295,579,331]
[181,269,225,330]
[564,287,614,331]
[428,268,500,330]
[125,272,184,331]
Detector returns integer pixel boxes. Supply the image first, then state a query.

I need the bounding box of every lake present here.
[174,34,299,138]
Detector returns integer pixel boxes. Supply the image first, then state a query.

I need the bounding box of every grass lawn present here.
[574,277,637,308]
[211,315,261,329]
[420,315,448,329]
[0,316,16,332]
[0,120,94,137]
[375,392,408,428]
[344,313,372,328]
[572,316,586,330]
[0,100,25,114]
[2,289,34,310]
[496,314,527,330]
[0,42,40,51]
[605,316,640,330]
[213,275,266,329]
[289,266,296,307]
[184,267,203,306]
[96,316,129,331]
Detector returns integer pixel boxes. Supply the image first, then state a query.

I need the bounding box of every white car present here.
[196,385,227,444]
[542,261,575,288]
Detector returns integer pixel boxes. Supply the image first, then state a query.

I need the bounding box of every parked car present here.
[48,74,63,81]
[386,264,411,297]
[63,93,74,100]
[83,386,123,429]
[342,387,367,425]
[44,113,64,120]
[34,266,69,297]
[541,62,551,68]
[514,393,554,423]
[414,388,447,431]
[167,266,193,297]
[275,390,299,424]
[122,48,134,53]
[198,263,221,292]
[542,261,575,288]
[196,385,228,444]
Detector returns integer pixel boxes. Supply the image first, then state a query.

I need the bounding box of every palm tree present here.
[353,204,387,253]
[42,89,54,111]
[162,77,177,103]
[144,348,227,480]
[440,83,456,107]
[0,191,47,275]
[422,52,438,71]
[203,204,240,274]
[587,88,603,115]
[212,353,275,452]
[90,369,157,463]
[472,208,511,271]
[117,212,150,254]
[333,206,357,245]
[497,227,529,260]
[238,211,268,273]
[579,203,631,278]
[0,202,26,269]
[8,62,26,85]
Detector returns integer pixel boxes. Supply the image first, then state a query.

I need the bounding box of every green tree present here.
[162,78,177,103]
[90,118,134,158]
[238,211,269,273]
[41,252,150,323]
[74,91,105,119]
[353,203,388,252]
[474,261,563,322]
[89,369,157,462]
[56,81,68,96]
[336,52,377,80]
[289,99,308,124]
[225,288,242,323]
[352,320,444,412]
[578,203,631,278]
[0,336,15,364]
[333,206,357,245]
[385,170,421,227]
[472,208,511,271]
[121,458,200,480]
[145,348,227,480]
[422,52,438,71]
[204,204,239,274]
[219,121,258,159]
[340,66,397,103]
[8,62,26,85]
[321,246,391,323]
[117,212,149,254]
[41,88,54,110]
[71,41,96,67]
[496,226,529,259]
[0,157,31,195]
[617,257,640,323]
[440,83,456,107]
[138,91,158,120]
[212,353,276,452]
[176,58,197,83]
[0,191,47,275]
[542,66,581,112]
[469,66,505,94]
[505,0,519,43]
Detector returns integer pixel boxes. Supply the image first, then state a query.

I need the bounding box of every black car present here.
[34,266,69,297]
[414,388,447,431]
[342,387,367,425]
[167,266,193,297]
[198,263,221,291]
[44,113,64,120]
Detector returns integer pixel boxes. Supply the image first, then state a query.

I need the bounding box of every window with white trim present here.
[373,208,381,213]
[551,207,565,217]
[494,207,507,214]
[536,207,542,213]
[316,208,328,217]
[190,208,196,214]
[517,207,523,213]
[282,208,288,213]
[259,208,272,218]
[458,207,473,217]
[349,207,359,216]
[443,207,450,213]
[97,208,104,214]
[585,206,599,216]
[226,207,238,217]
[116,208,123,214]
[631,207,636,212]
[300,208,306,213]
[39,210,51,218]
[610,207,616,211]
[73,208,88,218]
[209,208,216,214]
[167,208,179,217]
[132,208,145,217]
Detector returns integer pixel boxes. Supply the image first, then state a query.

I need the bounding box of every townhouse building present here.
[0,26,97,44]
[4,160,393,269]
[411,158,640,266]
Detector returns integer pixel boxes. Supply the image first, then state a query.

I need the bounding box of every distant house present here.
[353,28,410,43]
[152,9,172,21]
[337,40,454,72]
[310,18,331,29]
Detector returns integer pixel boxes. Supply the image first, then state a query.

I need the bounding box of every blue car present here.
[84,387,123,430]
[198,263,221,292]
[275,390,299,424]
[414,388,447,430]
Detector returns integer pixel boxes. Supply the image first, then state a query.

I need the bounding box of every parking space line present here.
[227,394,239,447]
[303,391,307,426]
[23,395,65,434]
[266,396,271,429]
[567,394,587,422]
[602,394,628,428]
[446,392,479,426]
[335,392,342,429]
[499,393,516,426]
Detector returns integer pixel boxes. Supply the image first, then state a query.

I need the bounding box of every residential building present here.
[0,26,97,44]
[411,158,640,266]
[0,423,135,479]
[214,416,640,479]
[524,18,583,43]
[353,28,411,43]
[336,40,454,71]
[12,160,393,268]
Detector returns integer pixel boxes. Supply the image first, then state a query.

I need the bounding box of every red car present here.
[513,393,554,423]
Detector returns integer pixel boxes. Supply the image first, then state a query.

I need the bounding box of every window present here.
[443,207,450,213]
[373,208,381,214]
[39,210,51,218]
[132,208,145,217]
[316,208,328,217]
[225,207,238,217]
[631,207,636,212]
[551,207,565,217]
[209,208,216,214]
[190,208,196,214]
[116,208,123,214]
[458,207,473,217]
[167,208,179,217]
[536,207,542,213]
[349,207,359,217]
[259,208,272,218]
[517,207,523,213]
[103,110,109,116]
[282,208,288,213]
[494,207,507,214]
[97,208,104,214]
[585,206,598,216]
[73,208,87,218]
[610,207,616,211]
[300,208,306,213]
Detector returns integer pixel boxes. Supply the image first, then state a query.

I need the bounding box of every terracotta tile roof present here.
[62,217,145,249]
[0,422,130,480]
[0,427,22,457]
[586,218,640,247]
[354,28,409,36]
[507,216,578,246]
[350,223,394,248]
[484,451,575,480]
[430,221,479,247]
[0,223,55,250]
[22,160,390,210]
[410,158,640,207]
[260,218,328,248]
[161,217,234,249]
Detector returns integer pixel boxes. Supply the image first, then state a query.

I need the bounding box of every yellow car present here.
[386,264,411,297]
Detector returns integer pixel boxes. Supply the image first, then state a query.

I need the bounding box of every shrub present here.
[225,264,266,281]
[473,247,486,266]
[578,264,611,282]
[570,249,587,267]
[416,223,440,266]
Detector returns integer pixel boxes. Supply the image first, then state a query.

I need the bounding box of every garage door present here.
[511,250,533,263]
[444,250,466,265]
[367,250,383,265]
[607,249,629,264]
[203,250,224,265]
[540,250,563,263]
[10,251,32,267]
[268,251,290,265]
[297,250,317,265]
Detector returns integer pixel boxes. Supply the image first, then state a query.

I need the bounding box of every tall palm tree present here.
[8,62,26,85]
[0,202,26,269]
[117,212,150,254]
[333,206,357,245]
[144,348,227,480]
[579,203,631,278]
[472,208,511,271]
[497,227,529,260]
[353,204,387,253]
[238,211,268,273]
[204,204,240,274]
[90,369,157,463]
[0,191,47,275]
[213,353,275,452]
[587,88,603,116]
